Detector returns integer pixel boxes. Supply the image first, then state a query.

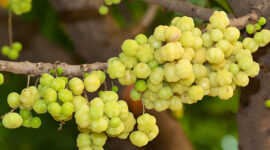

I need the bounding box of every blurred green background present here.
[0,0,239,150]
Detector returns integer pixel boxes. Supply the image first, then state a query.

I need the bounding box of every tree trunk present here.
[228,0,270,149]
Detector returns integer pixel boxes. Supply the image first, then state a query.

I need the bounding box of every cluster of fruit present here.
[2,69,159,149]
[244,17,270,49]
[99,0,121,15]
[3,10,270,149]
[130,113,159,147]
[9,0,32,15]
[77,132,107,150]
[246,17,267,34]
[3,70,105,128]
[4,0,32,15]
[107,11,269,113]
[74,89,159,148]
[1,42,22,60]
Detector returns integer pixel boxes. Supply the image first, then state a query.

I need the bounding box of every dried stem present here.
[27,75,30,88]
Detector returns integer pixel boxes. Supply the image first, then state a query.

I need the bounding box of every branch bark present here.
[230,12,259,29]
[141,0,214,20]
[0,60,107,77]
[227,0,270,149]
[141,0,258,29]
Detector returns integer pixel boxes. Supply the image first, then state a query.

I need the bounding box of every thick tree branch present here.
[142,0,258,29]
[141,0,214,20]
[0,60,107,77]
[230,12,259,29]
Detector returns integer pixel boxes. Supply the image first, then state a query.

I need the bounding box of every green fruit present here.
[246,24,255,34]
[40,73,54,86]
[84,73,89,78]
[50,69,55,75]
[1,46,10,55]
[265,100,270,108]
[135,34,148,45]
[56,67,63,76]
[135,80,147,92]
[130,88,141,101]
[0,73,4,85]
[48,102,62,117]
[98,91,103,97]
[44,88,57,103]
[258,17,267,26]
[30,117,42,128]
[7,92,20,108]
[58,89,73,102]
[50,78,66,91]
[130,131,149,147]
[33,100,47,114]
[254,24,261,31]
[20,109,31,119]
[84,73,100,92]
[109,117,121,128]
[8,50,19,60]
[100,91,118,103]
[99,5,109,15]
[91,70,106,84]
[112,85,119,92]
[69,77,84,95]
[2,113,23,129]
[148,59,159,69]
[12,42,22,52]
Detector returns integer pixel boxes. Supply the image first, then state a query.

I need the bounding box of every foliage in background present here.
[22,0,74,52]
[181,91,239,150]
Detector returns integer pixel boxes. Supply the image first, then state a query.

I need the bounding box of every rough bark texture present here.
[0,60,107,77]
[146,111,194,150]
[230,12,258,29]
[228,0,270,149]
[142,0,214,20]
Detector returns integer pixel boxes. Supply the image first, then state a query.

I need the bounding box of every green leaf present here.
[188,0,208,7]
[111,5,127,28]
[213,0,233,14]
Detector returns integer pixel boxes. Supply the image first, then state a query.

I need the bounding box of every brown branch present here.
[141,0,258,30]
[0,60,107,77]
[58,8,100,22]
[0,11,258,78]
[141,0,214,20]
[230,12,259,29]
[131,5,159,35]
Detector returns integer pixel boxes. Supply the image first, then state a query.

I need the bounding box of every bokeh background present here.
[0,0,239,149]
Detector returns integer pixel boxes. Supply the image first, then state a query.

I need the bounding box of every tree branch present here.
[141,0,258,29]
[141,0,214,20]
[0,10,259,78]
[0,7,260,78]
[0,60,107,77]
[230,12,259,29]
[130,5,159,35]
